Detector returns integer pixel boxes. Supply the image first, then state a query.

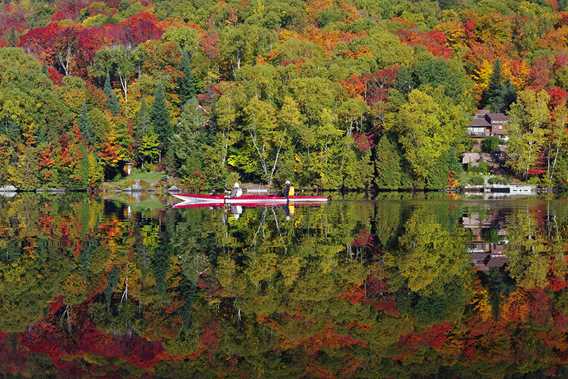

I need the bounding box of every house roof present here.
[469,117,491,127]
[487,113,509,122]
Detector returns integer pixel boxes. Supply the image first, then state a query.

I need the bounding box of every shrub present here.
[468,175,485,185]
[469,162,489,174]
[488,176,511,185]
[482,137,500,153]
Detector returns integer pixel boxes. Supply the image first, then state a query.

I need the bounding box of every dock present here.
[464,184,536,195]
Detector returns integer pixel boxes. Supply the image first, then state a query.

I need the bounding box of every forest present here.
[0,0,567,190]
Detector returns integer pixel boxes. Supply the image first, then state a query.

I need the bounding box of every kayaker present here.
[231,182,243,198]
[282,180,294,202]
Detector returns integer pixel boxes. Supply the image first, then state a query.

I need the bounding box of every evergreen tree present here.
[171,98,208,188]
[178,51,197,105]
[134,100,151,142]
[79,102,96,145]
[375,135,404,190]
[483,60,503,109]
[77,145,103,189]
[134,100,160,166]
[151,83,172,150]
[104,73,120,115]
[498,80,517,112]
[481,60,516,113]
[394,66,415,94]
[172,99,205,165]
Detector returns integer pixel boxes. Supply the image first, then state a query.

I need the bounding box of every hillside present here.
[0,0,567,191]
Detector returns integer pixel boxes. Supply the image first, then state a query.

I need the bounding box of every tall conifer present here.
[79,102,96,145]
[151,83,172,148]
[104,73,120,115]
[178,51,197,105]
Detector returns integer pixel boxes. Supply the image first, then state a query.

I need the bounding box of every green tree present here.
[507,90,549,178]
[79,102,96,145]
[138,131,161,165]
[242,97,287,185]
[375,135,405,190]
[482,60,504,108]
[162,27,200,52]
[178,51,197,105]
[482,136,500,153]
[481,60,517,112]
[91,47,135,102]
[135,100,152,141]
[171,98,209,189]
[104,73,120,115]
[395,89,467,187]
[0,48,70,144]
[151,83,172,150]
[412,55,471,103]
[219,25,277,77]
[75,146,103,189]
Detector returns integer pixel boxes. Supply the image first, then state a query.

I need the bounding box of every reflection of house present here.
[469,242,508,271]
[462,211,507,239]
[462,210,508,272]
[467,110,509,139]
[471,249,508,272]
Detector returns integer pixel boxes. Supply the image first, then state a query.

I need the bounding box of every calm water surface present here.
[1,193,568,378]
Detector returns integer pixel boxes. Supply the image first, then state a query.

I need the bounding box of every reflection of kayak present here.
[172,193,328,208]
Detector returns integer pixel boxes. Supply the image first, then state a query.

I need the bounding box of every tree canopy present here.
[0,0,566,189]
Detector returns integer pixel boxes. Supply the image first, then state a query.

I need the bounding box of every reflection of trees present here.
[394,206,471,295]
[2,196,568,377]
[375,200,402,248]
[0,235,76,332]
[506,207,568,289]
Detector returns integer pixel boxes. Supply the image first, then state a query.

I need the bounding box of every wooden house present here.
[467,110,509,140]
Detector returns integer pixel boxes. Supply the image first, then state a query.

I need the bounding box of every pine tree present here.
[482,60,517,112]
[498,80,517,112]
[135,100,151,141]
[104,73,120,115]
[151,83,172,149]
[135,100,160,165]
[375,135,404,189]
[171,99,208,188]
[79,102,96,145]
[178,51,197,105]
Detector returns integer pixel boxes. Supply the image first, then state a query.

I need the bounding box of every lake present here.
[1,193,568,378]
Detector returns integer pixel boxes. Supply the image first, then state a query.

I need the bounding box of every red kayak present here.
[172,193,328,208]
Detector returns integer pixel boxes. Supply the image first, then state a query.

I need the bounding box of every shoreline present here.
[0,186,559,195]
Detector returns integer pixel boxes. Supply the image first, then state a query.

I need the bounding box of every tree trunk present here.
[119,74,128,102]
[268,145,282,185]
[249,131,269,179]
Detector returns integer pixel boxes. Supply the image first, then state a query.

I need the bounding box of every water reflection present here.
[1,194,568,377]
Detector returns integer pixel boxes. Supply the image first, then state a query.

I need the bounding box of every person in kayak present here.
[282,180,294,202]
[231,182,243,198]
